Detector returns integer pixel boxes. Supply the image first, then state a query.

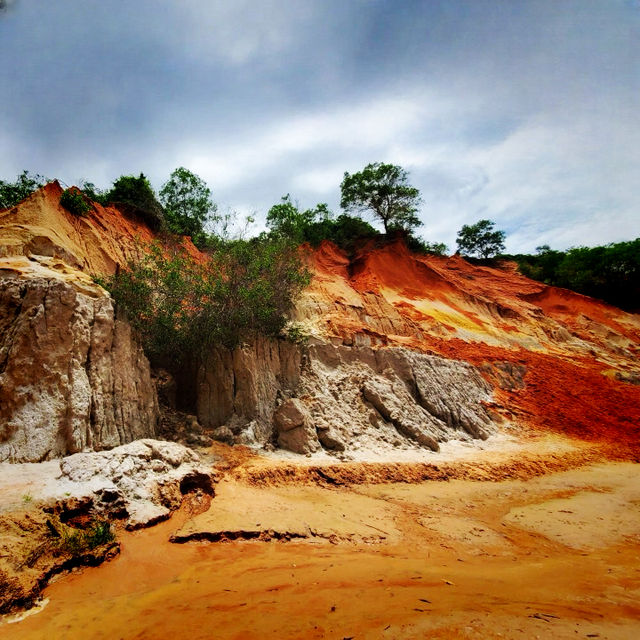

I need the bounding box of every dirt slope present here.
[297,240,640,454]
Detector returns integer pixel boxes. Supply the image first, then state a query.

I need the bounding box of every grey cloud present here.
[1,0,638,252]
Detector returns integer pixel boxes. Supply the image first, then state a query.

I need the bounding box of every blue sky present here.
[1,0,638,252]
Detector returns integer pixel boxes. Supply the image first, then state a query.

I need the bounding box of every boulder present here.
[274,398,320,455]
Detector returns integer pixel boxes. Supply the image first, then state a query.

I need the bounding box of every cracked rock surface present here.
[0,274,158,463]
[198,339,498,456]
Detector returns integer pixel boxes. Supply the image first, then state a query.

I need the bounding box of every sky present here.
[1,0,638,253]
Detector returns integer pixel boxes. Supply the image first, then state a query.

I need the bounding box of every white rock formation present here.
[0,272,158,463]
[197,338,498,456]
[0,439,213,529]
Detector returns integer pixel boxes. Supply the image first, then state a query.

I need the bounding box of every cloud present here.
[0,0,638,252]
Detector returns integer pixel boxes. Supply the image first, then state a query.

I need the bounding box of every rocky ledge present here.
[0,439,214,614]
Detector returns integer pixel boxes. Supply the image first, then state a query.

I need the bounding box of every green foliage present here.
[60,188,91,217]
[266,195,379,253]
[99,236,310,371]
[456,219,506,259]
[159,167,216,248]
[404,236,449,256]
[53,519,115,557]
[340,162,423,233]
[104,173,165,231]
[283,322,309,345]
[0,170,47,209]
[266,195,330,242]
[513,239,640,311]
[517,245,565,283]
[79,180,108,205]
[304,213,379,253]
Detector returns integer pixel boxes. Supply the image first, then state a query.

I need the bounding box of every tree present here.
[0,170,47,209]
[266,194,331,241]
[159,167,216,247]
[105,173,165,231]
[340,162,423,233]
[456,219,506,259]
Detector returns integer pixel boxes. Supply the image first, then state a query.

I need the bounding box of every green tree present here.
[266,194,331,241]
[340,162,423,233]
[456,219,506,259]
[159,167,216,247]
[105,173,165,231]
[0,170,48,209]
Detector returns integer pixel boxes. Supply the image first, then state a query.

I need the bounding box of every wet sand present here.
[2,453,639,640]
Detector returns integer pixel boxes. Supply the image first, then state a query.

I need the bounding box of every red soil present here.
[305,241,640,457]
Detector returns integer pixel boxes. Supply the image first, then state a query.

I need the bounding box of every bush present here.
[404,235,449,256]
[79,180,109,205]
[0,170,48,209]
[48,519,115,557]
[104,173,165,231]
[60,188,91,216]
[99,235,310,369]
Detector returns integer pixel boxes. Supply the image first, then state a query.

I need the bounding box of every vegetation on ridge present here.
[0,170,48,209]
[59,188,91,217]
[456,219,506,259]
[2,164,638,316]
[509,240,640,312]
[340,162,423,234]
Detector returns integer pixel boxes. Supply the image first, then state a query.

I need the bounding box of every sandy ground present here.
[1,438,639,640]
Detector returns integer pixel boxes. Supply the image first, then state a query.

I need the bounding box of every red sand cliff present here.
[300,240,640,454]
[1,185,639,455]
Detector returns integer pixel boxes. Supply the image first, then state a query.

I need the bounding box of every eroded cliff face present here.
[0,185,170,462]
[0,264,158,463]
[195,239,640,456]
[197,338,500,456]
[1,184,639,461]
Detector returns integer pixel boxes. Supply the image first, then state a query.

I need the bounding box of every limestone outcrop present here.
[197,339,497,456]
[0,270,158,463]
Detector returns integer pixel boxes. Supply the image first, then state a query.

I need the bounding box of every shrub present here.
[0,170,48,209]
[48,519,115,557]
[404,235,449,256]
[79,180,109,205]
[60,188,91,216]
[104,173,165,231]
[99,235,310,370]
[283,322,309,344]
